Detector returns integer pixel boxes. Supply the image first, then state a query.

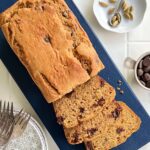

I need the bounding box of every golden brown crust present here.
[0,14,3,27]
[0,0,104,103]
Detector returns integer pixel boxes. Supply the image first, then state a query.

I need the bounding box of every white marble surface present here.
[0,0,150,149]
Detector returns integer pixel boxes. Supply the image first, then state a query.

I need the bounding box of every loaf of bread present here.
[0,0,104,103]
[64,101,141,146]
[53,76,116,128]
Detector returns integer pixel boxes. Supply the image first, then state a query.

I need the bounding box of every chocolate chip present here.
[145,55,150,59]
[144,66,150,73]
[62,11,69,18]
[78,115,82,119]
[72,132,79,143]
[137,69,144,76]
[93,97,105,107]
[143,57,150,67]
[15,19,21,24]
[116,127,125,134]
[138,60,143,69]
[87,128,98,136]
[18,3,25,8]
[116,104,122,112]
[86,142,94,150]
[97,98,105,106]
[106,107,108,110]
[79,107,85,113]
[26,1,33,8]
[71,29,75,37]
[41,5,45,11]
[146,81,150,88]
[35,5,45,11]
[141,75,146,81]
[111,107,122,120]
[57,116,64,124]
[99,79,105,87]
[72,41,80,49]
[140,80,146,86]
[44,35,51,43]
[144,73,150,81]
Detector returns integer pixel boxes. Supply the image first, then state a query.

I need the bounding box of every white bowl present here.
[93,0,147,33]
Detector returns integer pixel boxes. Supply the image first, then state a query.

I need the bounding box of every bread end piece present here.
[84,101,141,150]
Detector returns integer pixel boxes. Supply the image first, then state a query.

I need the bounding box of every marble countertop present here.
[0,0,150,149]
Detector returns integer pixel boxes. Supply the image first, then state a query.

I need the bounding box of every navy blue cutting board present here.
[0,0,150,150]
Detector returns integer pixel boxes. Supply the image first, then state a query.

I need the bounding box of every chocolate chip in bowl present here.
[125,52,150,91]
[137,55,150,89]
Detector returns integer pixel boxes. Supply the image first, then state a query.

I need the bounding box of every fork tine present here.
[0,100,2,114]
[18,112,26,125]
[3,101,6,113]
[0,101,2,118]
[0,119,8,135]
[6,120,14,136]
[1,109,7,124]
[10,102,13,117]
[2,119,10,135]
[15,109,23,124]
[0,122,5,135]
[20,112,28,125]
[22,114,31,129]
[7,123,14,138]
[7,102,10,115]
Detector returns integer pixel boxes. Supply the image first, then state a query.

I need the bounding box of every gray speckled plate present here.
[0,111,48,150]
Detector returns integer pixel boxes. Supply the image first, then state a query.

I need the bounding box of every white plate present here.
[0,110,48,150]
[93,0,147,33]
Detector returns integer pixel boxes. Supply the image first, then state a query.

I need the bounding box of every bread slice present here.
[64,101,141,145]
[84,101,141,150]
[53,76,116,128]
[0,0,104,103]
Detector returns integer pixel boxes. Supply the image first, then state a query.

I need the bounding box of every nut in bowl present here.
[93,0,147,33]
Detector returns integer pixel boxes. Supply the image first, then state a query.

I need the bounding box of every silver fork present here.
[11,109,31,138]
[0,101,14,146]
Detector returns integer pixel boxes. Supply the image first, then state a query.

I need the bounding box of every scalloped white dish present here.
[93,0,147,33]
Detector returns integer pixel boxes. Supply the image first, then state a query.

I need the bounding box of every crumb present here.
[117,80,122,84]
[120,90,124,94]
[119,83,122,86]
[117,87,121,90]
